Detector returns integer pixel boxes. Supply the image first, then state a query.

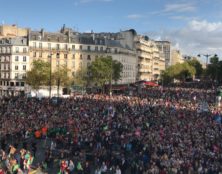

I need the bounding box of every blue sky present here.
[1,0,222,57]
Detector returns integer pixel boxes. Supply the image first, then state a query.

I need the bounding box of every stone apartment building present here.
[171,49,185,66]
[136,35,165,81]
[0,37,29,96]
[155,41,171,68]
[0,25,169,96]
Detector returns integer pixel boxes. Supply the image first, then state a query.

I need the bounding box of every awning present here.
[144,81,159,87]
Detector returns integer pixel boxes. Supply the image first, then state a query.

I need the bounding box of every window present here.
[33,52,36,57]
[80,54,82,60]
[7,47,11,53]
[56,44,60,50]
[65,44,68,50]
[39,52,42,58]
[100,47,103,52]
[21,82,25,86]
[2,47,6,53]
[16,82,19,86]
[39,43,42,49]
[95,46,98,51]
[15,73,19,79]
[64,54,68,59]
[87,46,91,51]
[23,48,27,53]
[15,56,19,61]
[56,53,60,59]
[79,45,82,50]
[23,65,26,71]
[16,47,19,53]
[87,55,91,60]
[22,74,26,79]
[33,42,36,48]
[48,43,51,50]
[1,56,4,62]
[72,54,75,59]
[15,65,19,70]
[10,82,14,86]
[115,48,118,53]
[5,56,9,62]
[72,45,75,50]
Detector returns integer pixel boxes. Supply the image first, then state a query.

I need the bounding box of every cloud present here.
[169,15,193,21]
[127,14,143,19]
[164,3,196,13]
[146,20,222,57]
[152,3,196,15]
[189,20,222,32]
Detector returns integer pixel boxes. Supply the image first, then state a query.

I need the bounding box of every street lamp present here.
[197,54,217,66]
[110,58,113,97]
[49,53,53,98]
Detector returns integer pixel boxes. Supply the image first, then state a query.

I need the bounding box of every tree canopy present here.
[26,60,50,90]
[73,68,89,87]
[187,59,203,78]
[26,60,72,90]
[206,55,222,82]
[161,62,196,84]
[88,56,123,87]
[52,65,71,87]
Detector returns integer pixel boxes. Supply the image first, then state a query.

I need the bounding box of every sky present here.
[1,0,222,59]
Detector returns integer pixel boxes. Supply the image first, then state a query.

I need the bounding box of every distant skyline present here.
[1,0,222,58]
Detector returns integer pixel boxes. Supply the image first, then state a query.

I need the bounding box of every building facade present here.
[0,37,29,96]
[0,25,169,96]
[171,49,185,65]
[28,28,138,85]
[155,41,171,68]
[0,25,28,38]
[136,36,165,81]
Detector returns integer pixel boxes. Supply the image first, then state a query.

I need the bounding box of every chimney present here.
[40,28,44,38]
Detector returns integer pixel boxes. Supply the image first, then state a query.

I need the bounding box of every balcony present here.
[29,47,71,53]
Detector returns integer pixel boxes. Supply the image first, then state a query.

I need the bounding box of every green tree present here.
[88,56,123,89]
[73,68,89,87]
[52,65,72,87]
[112,60,123,83]
[187,59,203,78]
[206,55,222,82]
[161,62,195,84]
[26,60,50,90]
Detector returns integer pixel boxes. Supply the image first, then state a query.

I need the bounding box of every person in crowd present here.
[0,82,221,173]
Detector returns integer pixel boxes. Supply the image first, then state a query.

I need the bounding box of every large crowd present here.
[0,83,222,174]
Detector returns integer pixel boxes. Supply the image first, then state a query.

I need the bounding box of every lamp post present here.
[197,54,217,67]
[49,53,53,98]
[110,58,113,97]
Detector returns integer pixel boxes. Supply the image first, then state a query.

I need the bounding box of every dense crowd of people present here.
[0,83,222,174]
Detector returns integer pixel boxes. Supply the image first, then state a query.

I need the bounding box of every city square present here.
[0,0,222,173]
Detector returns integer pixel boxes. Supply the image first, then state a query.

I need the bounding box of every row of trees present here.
[26,56,123,91]
[26,60,71,90]
[161,55,222,84]
[206,56,222,82]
